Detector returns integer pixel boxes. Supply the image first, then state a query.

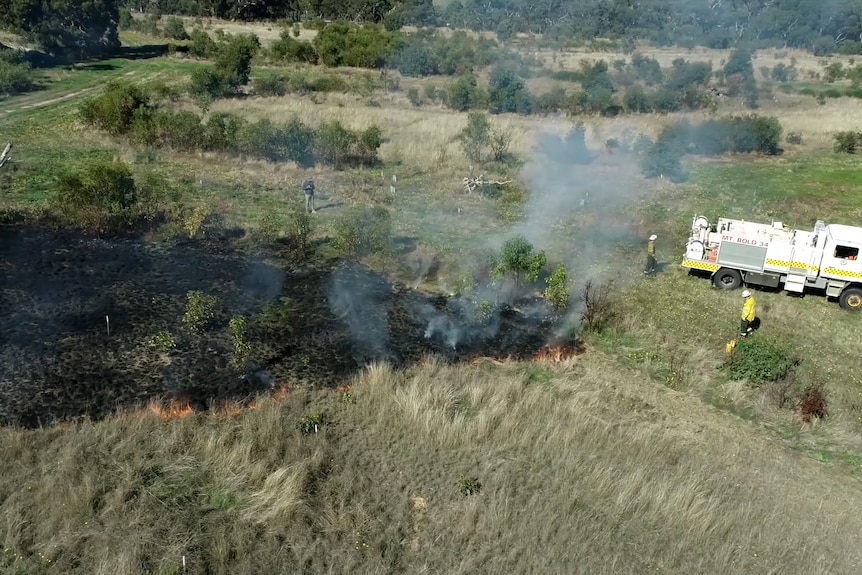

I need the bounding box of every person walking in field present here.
[644,234,657,275]
[302,179,316,214]
[740,289,756,337]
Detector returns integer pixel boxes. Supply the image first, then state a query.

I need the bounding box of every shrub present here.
[726,334,798,384]
[356,126,383,163]
[214,34,260,88]
[833,131,861,153]
[152,110,205,151]
[314,121,357,168]
[487,66,533,114]
[580,279,614,333]
[771,63,797,82]
[182,291,220,334]
[80,81,150,135]
[730,114,782,154]
[269,31,318,63]
[118,7,133,30]
[630,53,663,85]
[536,123,593,165]
[406,86,422,106]
[149,330,176,352]
[253,72,287,96]
[284,201,312,254]
[490,129,512,162]
[0,50,36,96]
[448,72,478,112]
[55,160,139,229]
[534,87,568,115]
[203,112,247,152]
[786,131,803,145]
[313,21,398,69]
[189,28,218,58]
[797,386,828,422]
[189,67,229,100]
[623,85,652,113]
[493,235,547,287]
[641,124,688,182]
[544,264,570,311]
[457,476,482,496]
[458,112,491,163]
[330,206,392,257]
[229,315,250,366]
[296,412,325,434]
[163,16,189,41]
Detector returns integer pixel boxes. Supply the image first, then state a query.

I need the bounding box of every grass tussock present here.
[2,357,862,574]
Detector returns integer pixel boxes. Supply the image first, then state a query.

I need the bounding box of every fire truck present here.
[681,215,862,310]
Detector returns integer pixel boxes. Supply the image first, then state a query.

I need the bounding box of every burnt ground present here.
[0,223,573,427]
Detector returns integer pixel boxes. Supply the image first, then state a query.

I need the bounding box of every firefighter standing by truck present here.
[644,234,658,276]
[740,290,756,337]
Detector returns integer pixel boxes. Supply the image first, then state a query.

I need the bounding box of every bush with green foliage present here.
[641,122,689,182]
[487,66,533,114]
[313,21,400,68]
[726,334,798,385]
[228,315,250,366]
[80,81,150,135]
[630,53,663,85]
[214,33,260,87]
[623,85,652,112]
[163,16,189,40]
[833,131,862,153]
[770,63,797,82]
[312,122,382,169]
[253,72,287,96]
[0,50,36,96]
[331,206,392,257]
[493,235,547,287]
[534,87,568,115]
[53,160,167,229]
[544,264,570,311]
[189,28,218,58]
[458,112,491,163]
[448,72,479,111]
[182,291,220,334]
[269,30,318,63]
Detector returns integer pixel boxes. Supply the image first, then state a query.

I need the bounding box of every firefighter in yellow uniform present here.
[740,289,755,337]
[644,234,657,276]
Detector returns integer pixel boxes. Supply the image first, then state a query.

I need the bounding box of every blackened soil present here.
[0,223,567,428]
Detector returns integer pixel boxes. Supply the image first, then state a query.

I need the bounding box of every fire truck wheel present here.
[839,287,862,311]
[712,268,742,290]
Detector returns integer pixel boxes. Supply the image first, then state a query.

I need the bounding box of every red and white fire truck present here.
[681,215,862,310]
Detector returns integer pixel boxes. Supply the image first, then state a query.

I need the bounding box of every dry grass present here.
[2,357,862,574]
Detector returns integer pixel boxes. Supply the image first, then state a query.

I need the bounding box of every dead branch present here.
[0,143,11,169]
[461,174,513,194]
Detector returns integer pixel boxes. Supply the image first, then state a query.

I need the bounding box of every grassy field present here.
[2,23,862,574]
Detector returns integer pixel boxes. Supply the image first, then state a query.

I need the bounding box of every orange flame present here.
[149,399,194,420]
[533,342,581,362]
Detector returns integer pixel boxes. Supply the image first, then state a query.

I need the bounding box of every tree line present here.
[2,0,862,59]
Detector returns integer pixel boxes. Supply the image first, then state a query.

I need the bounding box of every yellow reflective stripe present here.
[765,258,817,270]
[682,259,721,272]
[822,267,862,279]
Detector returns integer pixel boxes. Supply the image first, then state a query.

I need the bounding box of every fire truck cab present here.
[682,215,862,310]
